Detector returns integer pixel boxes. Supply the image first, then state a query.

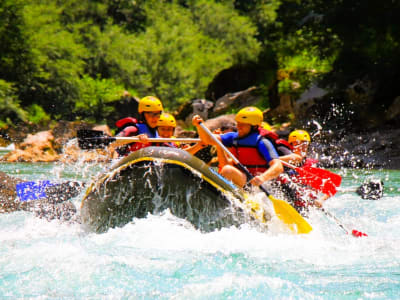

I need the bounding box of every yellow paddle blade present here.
[269,195,313,234]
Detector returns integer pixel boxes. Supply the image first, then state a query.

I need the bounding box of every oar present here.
[198,123,312,234]
[16,180,83,202]
[77,129,200,149]
[320,207,367,237]
[280,160,341,196]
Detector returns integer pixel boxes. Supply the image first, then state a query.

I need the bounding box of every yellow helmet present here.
[261,121,272,131]
[138,96,163,113]
[235,107,263,126]
[157,113,176,127]
[288,130,311,144]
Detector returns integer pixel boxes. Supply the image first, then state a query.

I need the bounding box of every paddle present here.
[16,180,83,203]
[320,207,367,237]
[198,122,312,234]
[280,160,341,196]
[77,129,200,149]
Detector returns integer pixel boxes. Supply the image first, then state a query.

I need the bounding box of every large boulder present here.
[1,130,59,162]
[1,122,114,163]
[179,99,214,126]
[211,87,260,117]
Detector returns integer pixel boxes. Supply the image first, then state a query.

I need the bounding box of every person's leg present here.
[220,165,247,187]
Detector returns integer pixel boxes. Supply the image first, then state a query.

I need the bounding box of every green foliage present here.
[0,0,35,84]
[119,1,233,109]
[0,80,27,126]
[0,0,399,125]
[26,104,51,125]
[233,0,282,39]
[21,1,88,116]
[189,0,261,63]
[75,75,125,123]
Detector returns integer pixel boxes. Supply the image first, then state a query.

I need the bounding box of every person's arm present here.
[279,153,303,165]
[191,115,221,146]
[250,159,283,186]
[184,142,207,155]
[250,138,283,186]
[214,143,233,170]
[314,193,330,208]
[109,126,152,149]
[276,145,303,165]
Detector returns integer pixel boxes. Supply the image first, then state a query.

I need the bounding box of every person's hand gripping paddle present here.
[198,122,312,234]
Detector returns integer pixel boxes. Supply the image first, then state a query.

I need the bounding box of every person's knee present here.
[220,165,235,177]
[220,165,246,187]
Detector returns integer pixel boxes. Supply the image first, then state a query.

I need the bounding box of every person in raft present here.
[279,129,331,213]
[191,107,283,188]
[156,113,179,148]
[112,96,163,156]
[286,130,316,166]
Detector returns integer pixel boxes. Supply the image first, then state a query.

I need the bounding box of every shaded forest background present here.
[1,0,400,132]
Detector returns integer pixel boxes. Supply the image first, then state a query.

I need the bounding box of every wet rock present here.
[1,130,59,162]
[183,99,214,125]
[211,86,260,117]
[0,171,23,213]
[312,127,400,169]
[204,114,236,132]
[0,170,82,220]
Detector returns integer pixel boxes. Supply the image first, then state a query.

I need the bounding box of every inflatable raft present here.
[81,147,268,233]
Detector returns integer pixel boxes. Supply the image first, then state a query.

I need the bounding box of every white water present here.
[1,163,399,298]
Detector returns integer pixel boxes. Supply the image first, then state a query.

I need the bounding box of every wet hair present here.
[138,113,146,123]
[250,125,259,133]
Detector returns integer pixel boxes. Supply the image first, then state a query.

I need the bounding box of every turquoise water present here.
[0,161,399,299]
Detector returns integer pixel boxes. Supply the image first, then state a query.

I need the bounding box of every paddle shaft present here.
[101,136,200,143]
[320,207,367,237]
[320,207,351,234]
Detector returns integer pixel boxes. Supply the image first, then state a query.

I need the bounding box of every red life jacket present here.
[258,128,293,153]
[126,140,151,153]
[115,118,161,155]
[229,133,269,176]
[115,117,138,135]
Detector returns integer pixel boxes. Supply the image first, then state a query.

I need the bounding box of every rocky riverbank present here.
[1,117,399,169]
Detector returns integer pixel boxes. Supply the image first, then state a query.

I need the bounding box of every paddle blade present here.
[77,129,115,149]
[16,181,54,201]
[303,166,342,187]
[268,195,313,234]
[351,229,368,237]
[295,167,339,196]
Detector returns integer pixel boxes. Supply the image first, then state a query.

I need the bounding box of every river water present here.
[0,161,399,299]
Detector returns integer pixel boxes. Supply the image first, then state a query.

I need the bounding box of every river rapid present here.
[0,161,399,299]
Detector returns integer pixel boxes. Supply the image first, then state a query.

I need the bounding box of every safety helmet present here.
[288,130,311,144]
[235,107,263,126]
[157,113,176,128]
[138,96,163,113]
[261,121,272,131]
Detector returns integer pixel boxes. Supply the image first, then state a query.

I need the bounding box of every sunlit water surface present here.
[0,162,399,299]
